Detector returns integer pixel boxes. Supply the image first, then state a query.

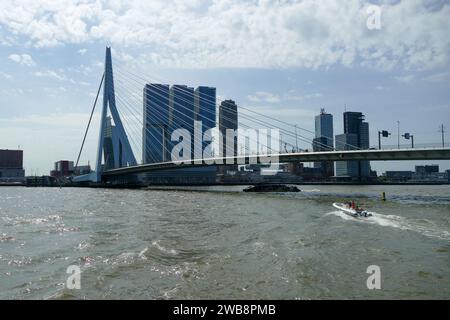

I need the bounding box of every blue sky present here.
[0,0,449,175]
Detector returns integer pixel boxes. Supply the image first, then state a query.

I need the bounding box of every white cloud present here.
[0,1,449,70]
[395,75,415,83]
[248,91,281,103]
[248,90,323,103]
[8,53,35,66]
[0,71,12,79]
[422,71,450,83]
[78,48,87,55]
[34,70,66,81]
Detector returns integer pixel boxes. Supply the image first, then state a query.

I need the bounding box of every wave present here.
[327,210,450,241]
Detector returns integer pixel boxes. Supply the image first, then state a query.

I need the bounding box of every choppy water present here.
[0,185,449,299]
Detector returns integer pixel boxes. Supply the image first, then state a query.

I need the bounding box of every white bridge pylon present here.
[74,47,137,183]
[95,47,137,182]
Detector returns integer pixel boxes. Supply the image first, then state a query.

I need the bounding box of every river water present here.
[0,185,449,299]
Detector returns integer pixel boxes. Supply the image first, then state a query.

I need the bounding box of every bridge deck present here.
[101,147,450,176]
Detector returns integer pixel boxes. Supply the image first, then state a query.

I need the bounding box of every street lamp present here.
[402,132,414,148]
[397,121,400,149]
[378,130,391,149]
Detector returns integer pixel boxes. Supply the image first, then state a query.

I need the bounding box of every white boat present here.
[333,202,372,218]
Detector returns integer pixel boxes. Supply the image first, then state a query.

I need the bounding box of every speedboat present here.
[333,202,372,218]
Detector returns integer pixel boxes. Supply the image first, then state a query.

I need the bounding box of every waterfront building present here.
[142,83,218,184]
[218,100,238,174]
[219,100,238,158]
[143,84,170,164]
[335,111,371,180]
[195,86,216,147]
[0,149,25,179]
[50,160,74,178]
[169,85,195,160]
[335,133,359,177]
[313,109,334,177]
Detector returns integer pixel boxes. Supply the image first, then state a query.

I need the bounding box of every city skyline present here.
[0,1,449,175]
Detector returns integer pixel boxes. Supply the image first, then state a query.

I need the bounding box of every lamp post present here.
[402,132,414,148]
[378,130,391,149]
[397,121,400,149]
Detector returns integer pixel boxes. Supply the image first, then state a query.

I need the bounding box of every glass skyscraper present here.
[195,86,216,153]
[169,85,195,160]
[335,111,371,179]
[143,84,170,164]
[219,100,238,158]
[313,109,334,177]
[142,83,218,184]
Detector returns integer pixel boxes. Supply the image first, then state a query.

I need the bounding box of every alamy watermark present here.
[366,265,381,290]
[366,5,382,30]
[169,120,281,175]
[66,265,81,290]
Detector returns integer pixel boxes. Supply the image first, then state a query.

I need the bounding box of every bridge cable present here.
[75,72,105,169]
[115,66,348,152]
[115,64,360,151]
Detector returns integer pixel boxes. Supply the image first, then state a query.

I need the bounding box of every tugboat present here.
[333,201,372,218]
[243,184,300,193]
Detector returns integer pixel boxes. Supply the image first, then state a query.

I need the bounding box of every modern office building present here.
[313,109,334,177]
[194,86,216,159]
[218,100,239,174]
[195,86,216,139]
[169,85,195,160]
[335,133,359,177]
[143,84,170,164]
[219,100,239,158]
[0,149,25,179]
[142,83,218,184]
[335,111,371,180]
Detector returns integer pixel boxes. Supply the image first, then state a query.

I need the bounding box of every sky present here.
[0,0,449,175]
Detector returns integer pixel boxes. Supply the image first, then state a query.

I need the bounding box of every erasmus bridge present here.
[73,48,450,185]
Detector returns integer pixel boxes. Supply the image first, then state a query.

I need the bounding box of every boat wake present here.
[327,210,450,241]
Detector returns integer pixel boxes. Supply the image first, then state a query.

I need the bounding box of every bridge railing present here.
[370,142,450,150]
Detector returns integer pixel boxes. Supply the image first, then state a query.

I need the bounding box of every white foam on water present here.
[327,210,450,241]
[152,241,178,255]
[301,189,321,193]
[138,247,149,260]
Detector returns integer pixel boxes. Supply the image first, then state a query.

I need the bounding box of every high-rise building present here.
[170,85,195,160]
[0,149,25,179]
[143,84,170,164]
[195,86,216,136]
[219,100,238,158]
[50,160,74,178]
[313,109,334,177]
[335,133,359,177]
[142,83,218,184]
[335,111,371,179]
[195,86,216,158]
